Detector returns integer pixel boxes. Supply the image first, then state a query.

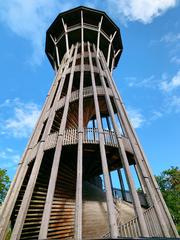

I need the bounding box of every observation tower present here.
[0,6,178,240]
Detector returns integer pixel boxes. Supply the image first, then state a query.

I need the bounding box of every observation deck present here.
[45,6,123,71]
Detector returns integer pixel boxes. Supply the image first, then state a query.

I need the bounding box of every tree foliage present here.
[156,166,180,233]
[0,168,10,204]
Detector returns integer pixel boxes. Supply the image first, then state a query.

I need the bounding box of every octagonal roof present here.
[45,6,123,70]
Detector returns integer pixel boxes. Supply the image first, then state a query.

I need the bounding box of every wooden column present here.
[62,18,70,56]
[117,169,126,201]
[88,42,119,238]
[50,34,60,68]
[107,31,117,68]
[39,44,78,239]
[100,51,172,237]
[95,46,149,237]
[96,16,103,57]
[109,172,114,197]
[134,164,147,196]
[74,11,84,240]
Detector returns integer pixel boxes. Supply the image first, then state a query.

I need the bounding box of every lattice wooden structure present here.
[0,6,178,240]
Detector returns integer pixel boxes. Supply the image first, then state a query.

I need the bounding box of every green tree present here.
[0,168,10,204]
[156,166,180,233]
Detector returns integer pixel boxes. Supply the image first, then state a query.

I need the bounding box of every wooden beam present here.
[117,169,126,201]
[99,51,173,237]
[74,10,84,240]
[88,42,119,238]
[94,45,149,237]
[107,31,117,67]
[62,18,70,56]
[97,16,103,57]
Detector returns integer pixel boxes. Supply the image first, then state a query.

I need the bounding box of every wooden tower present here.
[0,6,178,240]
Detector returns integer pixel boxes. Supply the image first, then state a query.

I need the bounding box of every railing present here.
[62,128,121,147]
[51,86,113,114]
[144,206,163,237]
[43,86,114,123]
[103,129,118,146]
[70,86,112,103]
[29,128,132,165]
[83,128,99,143]
[119,215,141,238]
[42,128,132,155]
[63,128,78,145]
[103,205,163,238]
[113,188,148,208]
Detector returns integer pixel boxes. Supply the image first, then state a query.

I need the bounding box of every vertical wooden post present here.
[62,18,70,56]
[100,51,172,237]
[50,34,60,68]
[97,16,103,57]
[74,10,84,240]
[107,31,117,68]
[55,45,60,67]
[117,169,126,201]
[134,164,147,196]
[88,42,119,238]
[109,172,114,197]
[95,46,149,237]
[106,116,111,130]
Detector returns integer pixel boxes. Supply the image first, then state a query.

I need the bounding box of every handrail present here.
[50,86,113,114]
[62,128,120,147]
[42,128,131,151]
[28,128,132,165]
[103,204,163,238]
[113,188,148,207]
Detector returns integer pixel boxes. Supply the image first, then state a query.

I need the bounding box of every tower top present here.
[45,6,123,71]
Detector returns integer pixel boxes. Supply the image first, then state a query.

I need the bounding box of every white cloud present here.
[0,99,40,138]
[127,108,145,128]
[106,0,178,24]
[169,95,180,112]
[160,70,180,92]
[171,56,180,65]
[161,32,180,43]
[0,148,20,169]
[127,75,157,88]
[0,0,72,65]
[150,111,163,121]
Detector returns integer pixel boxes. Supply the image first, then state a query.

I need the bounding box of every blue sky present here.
[0,0,180,180]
